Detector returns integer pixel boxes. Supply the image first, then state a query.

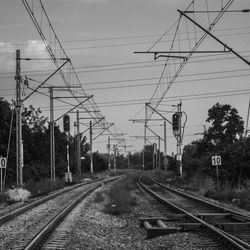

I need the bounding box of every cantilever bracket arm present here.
[145,125,164,141]
[178,9,250,66]
[146,103,172,125]
[55,95,93,122]
[114,138,125,148]
[134,51,186,60]
[93,123,114,141]
[23,59,69,101]
[81,117,105,135]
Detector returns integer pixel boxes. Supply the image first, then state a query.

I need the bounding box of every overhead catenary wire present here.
[2,68,250,95]
[21,0,124,145]
[1,25,249,49]
[136,0,235,124]
[35,88,250,111]
[1,28,250,54]
[1,50,250,79]
[2,70,250,95]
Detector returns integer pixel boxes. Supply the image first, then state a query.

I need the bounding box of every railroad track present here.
[0,178,105,225]
[138,175,250,250]
[0,176,119,250]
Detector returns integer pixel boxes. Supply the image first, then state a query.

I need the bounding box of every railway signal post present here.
[172,108,182,176]
[63,115,72,182]
[212,155,222,191]
[0,157,7,191]
[15,50,23,187]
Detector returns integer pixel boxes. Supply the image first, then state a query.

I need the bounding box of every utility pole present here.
[245,99,250,137]
[15,50,23,187]
[49,87,55,185]
[177,102,182,176]
[63,115,72,182]
[113,145,117,172]
[143,105,147,171]
[76,110,81,177]
[164,121,168,171]
[153,143,156,171]
[90,120,93,175]
[66,132,70,179]
[158,136,161,171]
[128,152,130,169]
[107,136,111,170]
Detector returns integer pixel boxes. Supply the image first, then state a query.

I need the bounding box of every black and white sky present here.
[0,0,250,155]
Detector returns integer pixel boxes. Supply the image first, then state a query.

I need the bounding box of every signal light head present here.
[172,113,180,132]
[63,115,70,132]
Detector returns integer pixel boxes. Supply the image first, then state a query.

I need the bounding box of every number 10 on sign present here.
[212,156,221,191]
[0,157,7,192]
[212,156,221,166]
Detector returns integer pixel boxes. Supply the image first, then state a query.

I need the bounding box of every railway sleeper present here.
[140,218,197,239]
[139,219,180,239]
[178,222,250,231]
[151,213,233,220]
[140,217,250,239]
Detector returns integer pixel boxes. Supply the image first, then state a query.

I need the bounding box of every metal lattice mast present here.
[90,121,93,174]
[49,87,55,184]
[76,110,81,177]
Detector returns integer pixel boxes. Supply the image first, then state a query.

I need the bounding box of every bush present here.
[104,175,137,215]
[7,188,31,202]
[204,180,250,210]
[153,170,174,183]
[109,170,124,177]
[94,191,104,203]
[0,192,8,204]
[139,175,153,185]
[25,178,65,197]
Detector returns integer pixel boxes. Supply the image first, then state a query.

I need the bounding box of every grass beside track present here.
[99,174,138,215]
[0,173,98,204]
[153,170,250,211]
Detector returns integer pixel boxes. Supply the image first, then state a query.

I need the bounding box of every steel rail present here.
[151,177,250,221]
[24,176,119,250]
[0,178,105,225]
[138,176,248,250]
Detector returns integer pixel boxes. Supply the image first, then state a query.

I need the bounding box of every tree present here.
[22,105,48,133]
[204,103,244,150]
[0,99,16,185]
[182,103,248,184]
[144,144,154,170]
[129,152,142,169]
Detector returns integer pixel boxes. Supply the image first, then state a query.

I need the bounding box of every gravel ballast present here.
[58,180,211,250]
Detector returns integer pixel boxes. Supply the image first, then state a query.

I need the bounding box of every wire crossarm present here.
[178,9,250,66]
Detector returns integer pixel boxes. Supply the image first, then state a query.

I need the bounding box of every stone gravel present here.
[62,181,211,250]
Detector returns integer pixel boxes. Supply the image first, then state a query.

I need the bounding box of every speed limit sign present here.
[212,156,221,166]
[0,157,7,169]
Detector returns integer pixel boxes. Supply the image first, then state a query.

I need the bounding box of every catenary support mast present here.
[15,50,23,187]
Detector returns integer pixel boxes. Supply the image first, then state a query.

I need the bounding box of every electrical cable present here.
[1,29,250,55]
[0,51,250,79]
[0,26,250,50]
[35,87,250,111]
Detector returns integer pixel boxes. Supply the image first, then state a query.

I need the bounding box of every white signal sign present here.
[0,157,7,169]
[212,156,221,166]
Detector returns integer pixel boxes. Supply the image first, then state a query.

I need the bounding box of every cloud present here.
[0,40,53,72]
[0,42,15,72]
[23,40,53,71]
